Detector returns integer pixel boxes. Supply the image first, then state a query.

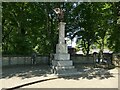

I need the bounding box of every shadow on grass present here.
[61,64,116,80]
[59,68,115,80]
[2,65,52,79]
[2,64,116,80]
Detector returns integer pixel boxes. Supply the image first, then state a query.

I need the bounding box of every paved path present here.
[0,65,119,89]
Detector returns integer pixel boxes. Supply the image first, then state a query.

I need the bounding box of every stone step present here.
[52,60,73,66]
[57,72,81,76]
[54,68,78,74]
[55,66,75,70]
[57,68,78,75]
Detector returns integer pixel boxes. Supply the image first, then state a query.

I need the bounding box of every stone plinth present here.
[52,60,73,66]
[56,44,68,53]
[54,53,70,60]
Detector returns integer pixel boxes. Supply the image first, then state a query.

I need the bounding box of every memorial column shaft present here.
[59,22,66,44]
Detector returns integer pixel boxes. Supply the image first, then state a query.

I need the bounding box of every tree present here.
[2,2,120,56]
[107,2,120,53]
[2,2,58,55]
[68,3,99,55]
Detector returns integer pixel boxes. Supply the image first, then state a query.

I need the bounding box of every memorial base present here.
[52,45,78,75]
[52,60,78,75]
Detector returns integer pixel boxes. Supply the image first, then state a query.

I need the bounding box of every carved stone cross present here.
[54,8,64,22]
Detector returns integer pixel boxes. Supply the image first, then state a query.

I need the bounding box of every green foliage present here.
[2,2,120,55]
[71,2,120,54]
[2,2,58,55]
[107,2,120,53]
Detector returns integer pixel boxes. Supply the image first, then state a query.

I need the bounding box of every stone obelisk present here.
[52,8,77,75]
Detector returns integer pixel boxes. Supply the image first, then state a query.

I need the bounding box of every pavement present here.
[0,65,119,89]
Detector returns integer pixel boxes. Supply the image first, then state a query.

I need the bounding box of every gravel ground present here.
[0,65,119,89]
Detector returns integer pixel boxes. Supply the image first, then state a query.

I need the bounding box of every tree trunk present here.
[86,40,90,56]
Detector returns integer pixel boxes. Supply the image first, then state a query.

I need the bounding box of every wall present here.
[71,55,94,64]
[112,53,120,67]
[2,55,94,67]
[2,54,114,67]
[2,55,49,66]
